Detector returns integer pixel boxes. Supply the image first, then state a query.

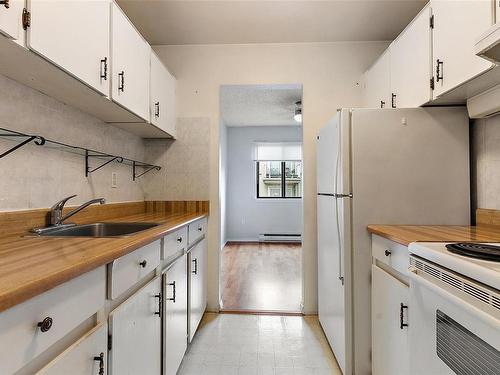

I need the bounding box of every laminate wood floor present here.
[221,242,302,312]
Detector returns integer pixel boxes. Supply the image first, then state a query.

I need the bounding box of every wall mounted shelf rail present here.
[0,127,161,180]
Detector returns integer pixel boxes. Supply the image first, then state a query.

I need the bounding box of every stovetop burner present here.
[445,243,500,262]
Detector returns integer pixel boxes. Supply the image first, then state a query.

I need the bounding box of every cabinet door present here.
[363,49,391,108]
[111,3,150,121]
[37,323,108,375]
[189,239,207,342]
[163,254,187,375]
[109,276,161,375]
[150,51,176,137]
[390,5,432,108]
[432,0,494,97]
[27,0,110,96]
[372,265,409,375]
[0,0,23,40]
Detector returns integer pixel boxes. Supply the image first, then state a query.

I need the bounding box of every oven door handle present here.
[409,269,500,329]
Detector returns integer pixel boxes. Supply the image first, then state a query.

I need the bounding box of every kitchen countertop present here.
[367,224,500,247]
[0,211,207,313]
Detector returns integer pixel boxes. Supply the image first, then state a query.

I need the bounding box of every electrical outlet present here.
[111,172,117,188]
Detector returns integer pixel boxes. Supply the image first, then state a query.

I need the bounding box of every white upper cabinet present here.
[390,4,432,108]
[431,0,494,97]
[150,51,176,137]
[27,0,111,96]
[363,49,391,108]
[0,0,24,40]
[111,3,151,121]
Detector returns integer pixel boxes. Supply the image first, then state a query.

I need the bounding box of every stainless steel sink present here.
[36,222,159,238]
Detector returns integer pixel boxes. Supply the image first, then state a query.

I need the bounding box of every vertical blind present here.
[254,142,302,161]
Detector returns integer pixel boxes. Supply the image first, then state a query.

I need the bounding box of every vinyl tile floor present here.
[178,313,342,375]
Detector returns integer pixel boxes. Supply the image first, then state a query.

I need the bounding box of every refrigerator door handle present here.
[335,196,345,286]
[318,193,338,197]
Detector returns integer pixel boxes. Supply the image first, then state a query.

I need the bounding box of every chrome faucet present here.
[31,195,105,234]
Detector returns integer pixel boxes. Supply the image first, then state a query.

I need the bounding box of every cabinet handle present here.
[100,57,108,81]
[384,249,392,257]
[192,258,198,275]
[198,227,203,232]
[177,237,183,243]
[139,260,147,268]
[436,59,444,82]
[391,93,396,108]
[93,352,104,375]
[380,100,385,108]
[154,102,160,117]
[37,316,53,332]
[154,293,162,317]
[118,71,125,92]
[0,0,10,9]
[400,303,408,329]
[166,281,176,302]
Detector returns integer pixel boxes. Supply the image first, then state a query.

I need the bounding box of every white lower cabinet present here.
[188,238,207,342]
[36,323,108,375]
[109,276,162,375]
[371,264,409,375]
[0,0,24,40]
[163,254,188,375]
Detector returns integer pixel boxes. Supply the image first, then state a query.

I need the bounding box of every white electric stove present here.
[407,242,500,375]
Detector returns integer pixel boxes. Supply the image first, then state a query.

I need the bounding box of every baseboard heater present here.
[258,233,302,242]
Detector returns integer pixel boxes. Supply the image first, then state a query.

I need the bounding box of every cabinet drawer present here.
[372,235,409,276]
[162,227,187,262]
[108,240,161,299]
[0,267,106,375]
[188,218,207,246]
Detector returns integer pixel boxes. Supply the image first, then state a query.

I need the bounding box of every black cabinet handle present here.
[118,71,125,92]
[177,237,183,243]
[167,281,176,303]
[400,303,408,329]
[380,100,385,108]
[154,293,162,317]
[0,0,10,9]
[384,249,392,257]
[37,317,53,332]
[154,102,160,117]
[198,227,203,232]
[139,260,147,268]
[436,59,444,82]
[192,258,198,275]
[100,57,108,81]
[391,93,396,108]
[93,352,104,375]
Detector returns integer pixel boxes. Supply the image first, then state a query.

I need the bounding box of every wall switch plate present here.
[111,172,118,188]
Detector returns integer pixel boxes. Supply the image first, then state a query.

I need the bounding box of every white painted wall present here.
[226,126,302,241]
[219,120,228,249]
[154,41,389,313]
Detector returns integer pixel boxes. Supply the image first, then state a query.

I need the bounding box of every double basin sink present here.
[35,222,159,238]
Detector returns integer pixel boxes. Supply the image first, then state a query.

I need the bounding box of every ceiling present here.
[220,84,303,127]
[117,0,427,45]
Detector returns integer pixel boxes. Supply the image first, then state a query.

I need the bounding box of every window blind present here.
[254,142,302,161]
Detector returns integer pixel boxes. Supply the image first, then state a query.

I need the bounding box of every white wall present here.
[226,126,302,241]
[154,41,389,313]
[219,120,228,248]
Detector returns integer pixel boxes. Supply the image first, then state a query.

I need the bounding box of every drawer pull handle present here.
[198,227,202,232]
[192,258,198,275]
[37,316,53,332]
[93,352,104,375]
[384,249,392,257]
[118,71,125,92]
[167,281,176,303]
[139,260,147,268]
[177,237,183,243]
[0,0,10,9]
[400,303,408,329]
[154,293,162,317]
[100,57,108,80]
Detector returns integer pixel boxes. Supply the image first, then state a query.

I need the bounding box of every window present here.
[255,143,302,199]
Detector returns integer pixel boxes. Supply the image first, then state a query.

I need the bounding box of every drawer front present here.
[162,227,188,261]
[372,234,409,276]
[188,218,207,246]
[108,240,161,299]
[0,267,106,375]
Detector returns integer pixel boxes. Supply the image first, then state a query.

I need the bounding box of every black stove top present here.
[446,243,500,262]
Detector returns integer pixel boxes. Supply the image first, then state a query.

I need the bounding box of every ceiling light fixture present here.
[294,100,302,123]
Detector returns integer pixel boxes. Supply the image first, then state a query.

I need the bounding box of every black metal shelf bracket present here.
[133,161,161,181]
[85,150,124,177]
[0,133,45,159]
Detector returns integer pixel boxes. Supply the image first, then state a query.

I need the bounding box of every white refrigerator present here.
[316,107,471,375]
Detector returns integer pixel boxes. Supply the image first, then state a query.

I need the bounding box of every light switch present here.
[111,172,118,188]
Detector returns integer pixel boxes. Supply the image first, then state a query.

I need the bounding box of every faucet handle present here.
[51,195,77,210]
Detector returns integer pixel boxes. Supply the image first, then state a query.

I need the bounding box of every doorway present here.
[219,84,304,313]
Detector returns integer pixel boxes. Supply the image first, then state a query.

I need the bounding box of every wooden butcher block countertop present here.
[0,201,207,313]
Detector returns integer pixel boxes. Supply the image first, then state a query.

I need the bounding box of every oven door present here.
[408,258,500,375]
